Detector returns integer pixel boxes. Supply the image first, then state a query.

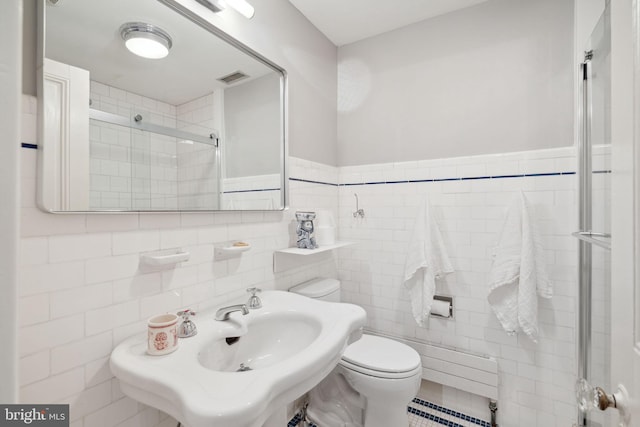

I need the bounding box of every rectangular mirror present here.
[37,0,288,212]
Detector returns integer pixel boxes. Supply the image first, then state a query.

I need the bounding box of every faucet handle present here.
[246,287,262,309]
[176,309,197,338]
[177,309,196,320]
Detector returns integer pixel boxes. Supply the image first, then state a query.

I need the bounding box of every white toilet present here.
[290,278,422,427]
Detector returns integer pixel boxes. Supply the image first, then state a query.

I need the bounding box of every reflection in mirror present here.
[37,0,287,212]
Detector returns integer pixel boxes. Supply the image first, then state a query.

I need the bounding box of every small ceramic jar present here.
[147,313,179,355]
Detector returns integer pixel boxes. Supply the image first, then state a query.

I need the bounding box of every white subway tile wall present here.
[89,83,223,211]
[20,95,338,427]
[20,94,598,427]
[337,147,585,427]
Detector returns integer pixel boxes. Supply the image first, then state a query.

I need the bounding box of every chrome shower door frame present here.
[577,56,593,427]
[575,5,613,426]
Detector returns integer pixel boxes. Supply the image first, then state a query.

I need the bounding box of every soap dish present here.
[140,248,190,267]
[215,242,251,259]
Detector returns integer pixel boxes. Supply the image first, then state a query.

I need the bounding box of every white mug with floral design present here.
[147,313,179,355]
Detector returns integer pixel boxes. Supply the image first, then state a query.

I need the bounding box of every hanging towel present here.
[487,192,552,342]
[403,197,453,327]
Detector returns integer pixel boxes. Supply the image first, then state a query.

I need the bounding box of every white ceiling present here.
[287,0,491,46]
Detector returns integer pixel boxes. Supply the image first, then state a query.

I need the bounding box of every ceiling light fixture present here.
[120,22,173,59]
[199,0,255,19]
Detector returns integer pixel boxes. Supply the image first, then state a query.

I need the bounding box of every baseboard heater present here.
[369,331,499,426]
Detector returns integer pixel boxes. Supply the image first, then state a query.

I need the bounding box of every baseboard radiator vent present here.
[370,331,499,426]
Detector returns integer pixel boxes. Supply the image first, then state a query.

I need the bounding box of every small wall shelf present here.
[275,241,354,255]
[273,241,354,272]
[140,248,190,267]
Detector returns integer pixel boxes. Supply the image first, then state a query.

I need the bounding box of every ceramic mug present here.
[147,313,179,356]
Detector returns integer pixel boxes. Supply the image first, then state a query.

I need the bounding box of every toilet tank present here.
[289,278,341,302]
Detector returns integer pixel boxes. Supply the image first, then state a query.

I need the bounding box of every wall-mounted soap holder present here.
[430,295,453,319]
[140,248,190,267]
[215,241,251,260]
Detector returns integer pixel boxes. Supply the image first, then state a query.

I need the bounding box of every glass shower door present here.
[87,106,221,211]
[575,6,612,427]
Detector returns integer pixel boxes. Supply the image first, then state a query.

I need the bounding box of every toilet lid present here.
[289,278,340,298]
[341,334,421,374]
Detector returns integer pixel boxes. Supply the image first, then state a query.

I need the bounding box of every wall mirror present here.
[37,0,287,212]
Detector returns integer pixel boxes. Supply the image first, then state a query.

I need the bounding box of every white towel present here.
[403,197,453,327]
[487,192,552,342]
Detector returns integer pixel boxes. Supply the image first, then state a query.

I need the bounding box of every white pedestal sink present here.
[110,290,366,427]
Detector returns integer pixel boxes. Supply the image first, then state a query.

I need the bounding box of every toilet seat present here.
[290,278,422,427]
[339,334,422,379]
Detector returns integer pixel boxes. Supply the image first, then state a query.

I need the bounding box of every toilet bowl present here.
[290,278,422,427]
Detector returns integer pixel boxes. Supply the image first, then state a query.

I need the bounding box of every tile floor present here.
[408,398,491,427]
[287,398,491,427]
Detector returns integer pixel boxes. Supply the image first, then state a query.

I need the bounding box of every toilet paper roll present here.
[430,299,451,318]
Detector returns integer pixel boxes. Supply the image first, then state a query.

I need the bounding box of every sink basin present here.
[110,290,365,427]
[198,312,321,372]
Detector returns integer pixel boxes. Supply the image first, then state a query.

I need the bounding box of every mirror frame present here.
[36,0,289,213]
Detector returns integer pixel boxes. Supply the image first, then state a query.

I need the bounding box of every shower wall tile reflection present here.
[89,81,177,210]
[89,82,218,211]
[176,93,220,210]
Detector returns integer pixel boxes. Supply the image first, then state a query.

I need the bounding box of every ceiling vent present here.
[218,71,249,85]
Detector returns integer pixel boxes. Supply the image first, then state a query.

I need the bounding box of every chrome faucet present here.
[215,304,249,321]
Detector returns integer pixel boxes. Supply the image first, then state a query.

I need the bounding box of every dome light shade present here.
[120,22,173,59]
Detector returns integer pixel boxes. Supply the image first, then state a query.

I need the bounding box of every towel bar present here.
[571,231,611,250]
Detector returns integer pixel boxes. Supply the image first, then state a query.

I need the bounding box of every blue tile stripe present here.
[411,398,491,427]
[290,171,578,188]
[20,142,609,191]
[289,177,339,186]
[222,188,280,194]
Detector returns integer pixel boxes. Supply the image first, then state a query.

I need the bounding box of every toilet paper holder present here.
[431,295,453,319]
